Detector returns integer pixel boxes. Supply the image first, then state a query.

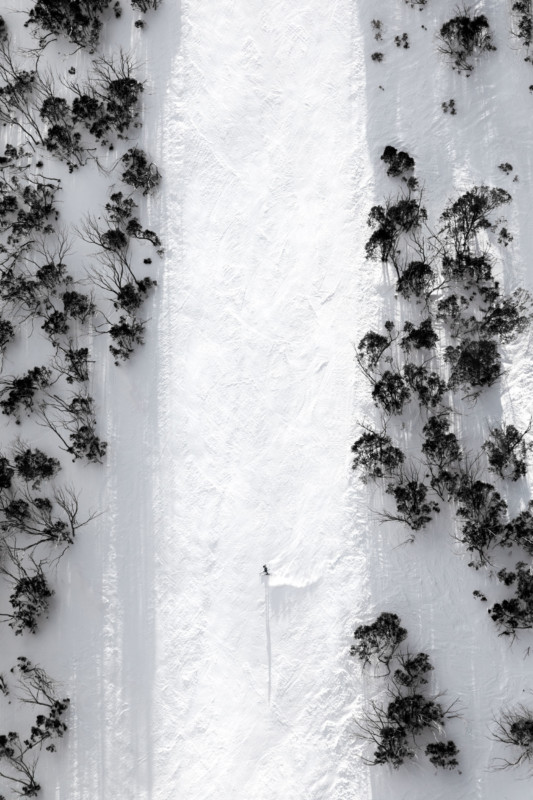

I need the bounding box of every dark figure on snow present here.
[262,565,270,575]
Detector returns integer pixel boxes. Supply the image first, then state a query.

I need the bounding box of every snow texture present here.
[5,0,533,798]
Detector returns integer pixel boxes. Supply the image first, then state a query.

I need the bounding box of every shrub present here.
[25,0,120,51]
[366,198,427,265]
[493,705,533,768]
[108,315,146,364]
[351,612,407,672]
[372,370,411,415]
[392,652,433,689]
[13,447,60,488]
[512,1,533,48]
[445,338,502,391]
[351,428,404,482]
[380,146,415,178]
[483,423,531,481]
[1,559,53,635]
[421,414,462,497]
[425,740,460,770]
[402,363,446,409]
[121,147,161,194]
[441,186,511,251]
[132,0,162,9]
[489,563,533,634]
[71,53,143,144]
[503,503,533,554]
[396,260,435,299]
[356,321,395,373]
[438,10,496,73]
[385,473,440,531]
[455,477,507,562]
[0,366,52,421]
[371,52,384,62]
[399,319,438,352]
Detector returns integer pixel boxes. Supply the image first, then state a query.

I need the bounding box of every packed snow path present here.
[153,1,372,798]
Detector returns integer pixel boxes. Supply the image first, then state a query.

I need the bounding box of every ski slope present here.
[9,0,533,798]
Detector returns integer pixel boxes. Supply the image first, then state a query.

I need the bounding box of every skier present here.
[262,565,270,575]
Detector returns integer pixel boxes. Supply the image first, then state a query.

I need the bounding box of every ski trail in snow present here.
[264,576,272,705]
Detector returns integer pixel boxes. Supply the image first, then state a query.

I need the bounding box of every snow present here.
[2,0,533,798]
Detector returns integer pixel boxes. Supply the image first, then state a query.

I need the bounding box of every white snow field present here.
[6,0,533,799]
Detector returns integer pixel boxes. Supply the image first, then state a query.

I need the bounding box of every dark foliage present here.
[440,187,511,250]
[400,319,438,352]
[455,477,507,562]
[385,474,440,531]
[402,363,446,409]
[2,562,53,635]
[372,370,411,415]
[380,146,415,178]
[14,448,60,488]
[493,705,533,768]
[489,563,533,634]
[392,652,433,689]
[108,315,145,364]
[351,429,404,482]
[71,54,143,144]
[396,260,434,299]
[365,198,427,264]
[25,0,120,52]
[438,11,496,72]
[131,0,162,10]
[0,367,51,421]
[356,321,395,373]
[483,423,530,481]
[425,740,460,770]
[351,612,407,671]
[445,338,502,391]
[512,1,533,48]
[121,147,161,194]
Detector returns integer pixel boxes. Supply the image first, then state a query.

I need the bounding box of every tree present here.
[511,1,533,48]
[0,366,52,422]
[40,393,107,462]
[351,428,404,482]
[399,318,438,352]
[25,0,120,52]
[0,555,53,635]
[131,0,162,10]
[396,260,435,299]
[445,338,502,391]
[356,321,395,374]
[403,363,446,409]
[385,471,440,531]
[70,52,144,144]
[392,652,433,690]
[13,446,60,488]
[493,705,533,768]
[425,741,460,770]
[438,10,496,73]
[440,186,511,251]
[483,423,531,481]
[372,370,411,415]
[421,414,462,498]
[107,315,146,364]
[489,562,533,635]
[380,146,415,178]
[351,612,407,672]
[455,476,507,563]
[365,197,427,266]
[121,147,161,194]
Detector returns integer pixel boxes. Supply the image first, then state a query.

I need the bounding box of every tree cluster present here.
[352,613,459,770]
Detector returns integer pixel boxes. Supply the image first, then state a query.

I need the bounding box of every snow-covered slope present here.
[6,0,533,798]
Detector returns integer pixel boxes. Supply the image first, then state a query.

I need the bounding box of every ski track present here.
[153,1,372,799]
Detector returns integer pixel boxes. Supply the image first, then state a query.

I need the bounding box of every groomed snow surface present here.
[10,0,533,798]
